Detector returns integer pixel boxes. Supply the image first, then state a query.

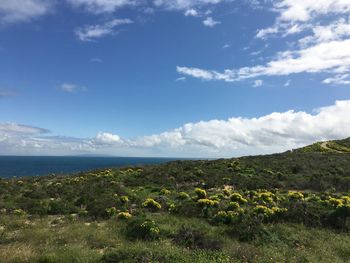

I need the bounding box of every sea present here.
[0,156,180,178]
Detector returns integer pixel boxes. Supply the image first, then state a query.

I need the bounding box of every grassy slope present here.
[0,138,350,262]
[295,137,350,153]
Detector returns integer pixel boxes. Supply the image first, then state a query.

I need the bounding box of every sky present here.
[0,0,350,157]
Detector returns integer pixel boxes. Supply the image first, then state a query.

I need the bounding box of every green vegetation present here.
[1,138,350,262]
[295,137,350,153]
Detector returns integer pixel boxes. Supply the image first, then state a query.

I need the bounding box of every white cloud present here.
[153,0,223,10]
[253,79,263,87]
[66,0,135,14]
[284,80,291,87]
[202,16,220,27]
[177,66,235,82]
[176,77,186,81]
[2,101,350,157]
[178,39,350,82]
[299,18,350,47]
[185,8,198,16]
[275,0,350,23]
[60,83,77,93]
[94,132,121,144]
[256,26,279,39]
[323,74,350,85]
[0,123,49,136]
[0,0,54,24]
[75,18,133,41]
[60,83,86,93]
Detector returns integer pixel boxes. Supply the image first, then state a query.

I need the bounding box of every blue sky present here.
[1,0,350,157]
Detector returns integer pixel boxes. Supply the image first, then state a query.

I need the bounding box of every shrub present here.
[120,196,129,204]
[48,200,76,215]
[78,209,88,217]
[117,211,132,220]
[229,214,266,242]
[197,199,219,207]
[253,205,275,217]
[105,207,117,218]
[230,193,248,204]
[125,217,160,240]
[142,198,162,211]
[327,197,344,208]
[288,191,304,200]
[227,202,240,211]
[214,210,238,224]
[327,206,350,230]
[172,227,223,251]
[160,188,171,195]
[178,192,190,200]
[257,192,275,203]
[195,188,207,199]
[13,208,26,216]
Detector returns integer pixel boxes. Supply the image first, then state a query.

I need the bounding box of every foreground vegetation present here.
[1,138,350,262]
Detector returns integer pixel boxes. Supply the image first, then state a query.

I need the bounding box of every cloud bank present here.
[1,100,350,157]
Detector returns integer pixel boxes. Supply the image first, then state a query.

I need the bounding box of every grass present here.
[0,214,350,262]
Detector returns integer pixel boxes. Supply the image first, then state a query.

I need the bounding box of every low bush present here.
[125,217,160,240]
[172,226,223,251]
[142,198,162,211]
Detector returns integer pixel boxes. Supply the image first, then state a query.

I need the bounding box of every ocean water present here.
[0,156,178,178]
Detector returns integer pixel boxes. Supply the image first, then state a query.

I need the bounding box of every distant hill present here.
[294,137,350,153]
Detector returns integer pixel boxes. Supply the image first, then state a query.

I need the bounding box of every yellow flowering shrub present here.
[117,211,132,220]
[327,197,344,207]
[197,199,219,207]
[126,218,160,240]
[160,188,171,195]
[142,198,162,210]
[230,193,248,204]
[195,188,207,199]
[13,209,26,216]
[288,191,304,200]
[105,207,117,217]
[253,205,274,216]
[120,196,129,204]
[227,201,240,211]
[258,192,275,203]
[214,210,238,224]
[178,192,190,200]
[341,196,350,204]
[223,189,231,196]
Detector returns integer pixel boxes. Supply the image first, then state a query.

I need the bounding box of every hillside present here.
[295,137,350,153]
[0,139,350,262]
